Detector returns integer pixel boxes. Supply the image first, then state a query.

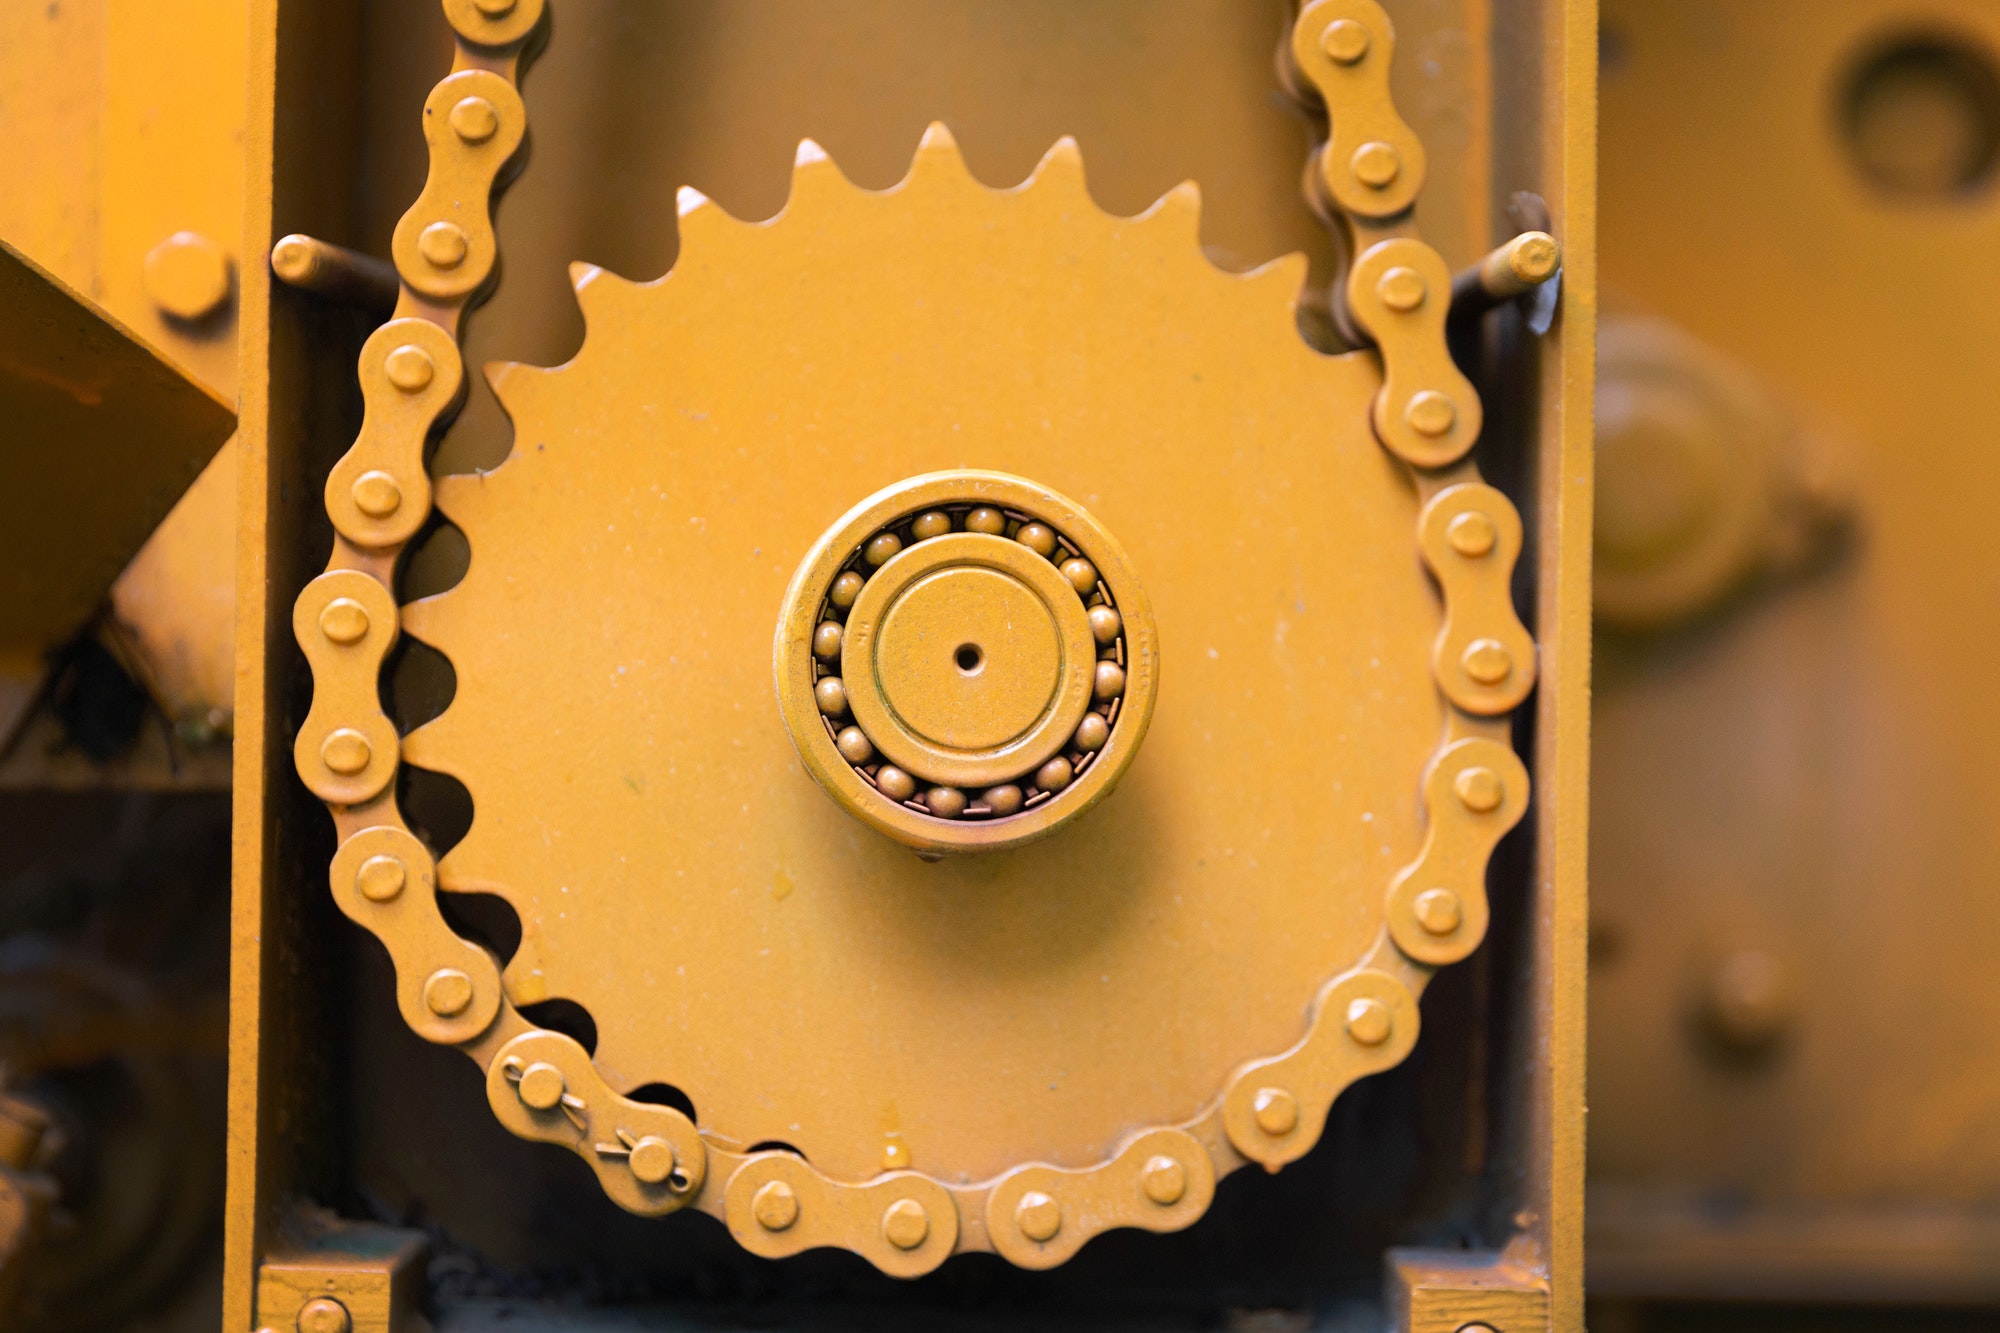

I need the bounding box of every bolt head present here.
[296,1296,352,1333]
[1345,995,1393,1045]
[1413,888,1465,936]
[1252,1086,1299,1136]
[1350,140,1402,188]
[1455,764,1505,812]
[1015,1190,1061,1242]
[319,597,371,645]
[1460,639,1513,686]
[516,1061,566,1110]
[1376,265,1427,312]
[320,728,372,776]
[355,854,406,903]
[351,469,403,518]
[881,1197,930,1250]
[418,220,470,269]
[628,1135,677,1185]
[1141,1154,1187,1205]
[423,968,474,1017]
[384,344,435,392]
[753,1179,800,1231]
[1321,18,1371,63]
[144,231,233,321]
[1448,511,1498,558]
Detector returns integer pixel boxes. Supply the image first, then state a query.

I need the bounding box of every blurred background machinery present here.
[0,1,1996,1331]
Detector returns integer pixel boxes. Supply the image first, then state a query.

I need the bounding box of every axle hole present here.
[954,643,984,674]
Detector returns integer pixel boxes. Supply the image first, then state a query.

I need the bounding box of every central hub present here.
[845,532,1094,789]
[775,470,1159,853]
[875,557,1063,750]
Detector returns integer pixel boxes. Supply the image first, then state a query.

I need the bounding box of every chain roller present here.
[292,570,401,805]
[721,1152,960,1277]
[324,319,462,549]
[1220,968,1422,1169]
[983,1128,1217,1270]
[390,69,526,301]
[1385,738,1530,966]
[1420,483,1537,715]
[331,826,503,1045]
[486,1030,706,1216]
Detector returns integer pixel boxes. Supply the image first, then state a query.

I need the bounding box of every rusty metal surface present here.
[1588,0,2000,1302]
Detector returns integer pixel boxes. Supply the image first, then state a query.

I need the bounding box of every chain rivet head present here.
[418,221,469,269]
[1252,1086,1299,1136]
[449,95,500,144]
[319,597,370,644]
[627,1136,677,1185]
[1351,140,1402,188]
[383,344,435,391]
[1448,511,1498,558]
[1405,389,1458,437]
[1015,1190,1061,1242]
[753,1179,800,1232]
[1455,764,1505,812]
[1141,1154,1188,1205]
[881,1197,931,1250]
[1345,995,1393,1045]
[516,1061,566,1110]
[356,854,406,903]
[296,1296,352,1333]
[1413,888,1465,936]
[423,968,474,1017]
[1322,17,1372,63]
[351,470,403,518]
[1460,639,1513,686]
[1376,265,1427,312]
[320,728,372,775]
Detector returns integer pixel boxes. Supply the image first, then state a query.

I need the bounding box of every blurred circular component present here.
[1701,947,1795,1054]
[142,232,233,321]
[1842,33,2000,197]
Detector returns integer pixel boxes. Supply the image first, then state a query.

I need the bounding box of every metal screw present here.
[1252,1087,1298,1136]
[753,1179,800,1232]
[295,1296,352,1333]
[1015,1190,1061,1242]
[881,1197,930,1250]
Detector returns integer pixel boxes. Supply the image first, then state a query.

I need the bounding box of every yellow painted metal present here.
[224,0,1591,1319]
[0,239,235,688]
[1588,0,2000,1300]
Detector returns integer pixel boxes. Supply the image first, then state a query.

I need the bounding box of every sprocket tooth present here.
[567,262,640,328]
[676,184,746,251]
[398,703,464,774]
[785,137,854,213]
[1239,250,1313,307]
[1138,179,1204,249]
[903,121,973,192]
[431,465,495,529]
[1024,135,1090,201]
[485,358,552,428]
